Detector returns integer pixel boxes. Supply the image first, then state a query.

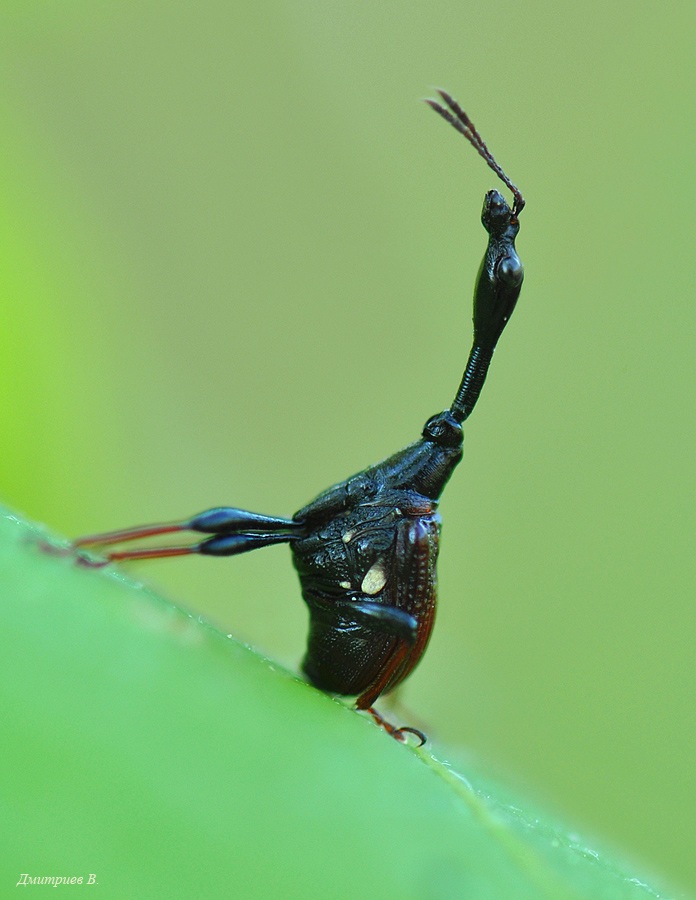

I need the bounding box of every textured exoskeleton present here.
[69,91,525,742]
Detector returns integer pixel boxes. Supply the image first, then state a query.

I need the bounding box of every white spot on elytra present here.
[342,530,354,543]
[361,559,387,595]
[339,580,351,590]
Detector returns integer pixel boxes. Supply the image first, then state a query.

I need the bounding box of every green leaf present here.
[0,506,677,899]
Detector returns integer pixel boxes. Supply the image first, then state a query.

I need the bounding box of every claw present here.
[364,706,427,746]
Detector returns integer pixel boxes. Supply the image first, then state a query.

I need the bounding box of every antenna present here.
[425,90,525,216]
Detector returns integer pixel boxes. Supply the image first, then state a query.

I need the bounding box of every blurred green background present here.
[1,0,694,893]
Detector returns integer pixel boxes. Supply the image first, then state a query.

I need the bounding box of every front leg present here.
[333,597,425,745]
[329,597,418,644]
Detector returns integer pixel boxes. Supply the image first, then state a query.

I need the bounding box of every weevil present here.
[70,92,525,744]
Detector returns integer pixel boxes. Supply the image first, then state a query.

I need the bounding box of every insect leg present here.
[187,508,298,534]
[364,706,426,747]
[331,599,417,644]
[72,507,302,567]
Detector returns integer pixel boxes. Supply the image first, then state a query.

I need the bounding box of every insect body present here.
[71,92,525,743]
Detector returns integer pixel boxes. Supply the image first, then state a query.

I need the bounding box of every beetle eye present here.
[422,412,462,447]
[498,255,524,286]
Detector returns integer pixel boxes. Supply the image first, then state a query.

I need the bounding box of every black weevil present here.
[70,91,525,744]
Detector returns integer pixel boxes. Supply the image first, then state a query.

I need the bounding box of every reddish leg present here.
[66,507,302,567]
[364,706,426,746]
[73,522,184,548]
[72,522,194,567]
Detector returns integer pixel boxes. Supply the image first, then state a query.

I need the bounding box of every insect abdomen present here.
[294,510,440,706]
